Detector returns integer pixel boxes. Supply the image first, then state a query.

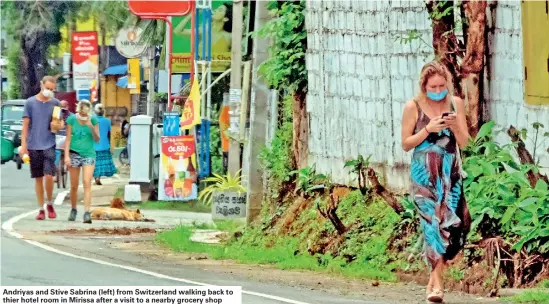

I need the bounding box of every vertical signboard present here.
[158,136,198,201]
[127,58,141,94]
[71,32,99,91]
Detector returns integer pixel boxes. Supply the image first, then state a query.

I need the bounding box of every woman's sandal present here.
[427,289,444,303]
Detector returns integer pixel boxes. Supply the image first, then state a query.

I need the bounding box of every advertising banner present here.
[181,77,202,130]
[158,136,198,201]
[171,1,232,73]
[71,32,99,91]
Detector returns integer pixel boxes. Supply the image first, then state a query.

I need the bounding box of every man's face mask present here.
[42,88,54,99]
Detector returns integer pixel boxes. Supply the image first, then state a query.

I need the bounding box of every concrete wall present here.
[305,0,549,191]
[484,1,549,173]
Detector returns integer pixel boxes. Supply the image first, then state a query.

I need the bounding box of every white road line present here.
[1,193,310,304]
[54,190,69,205]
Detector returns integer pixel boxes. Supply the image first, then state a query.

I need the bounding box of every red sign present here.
[128,0,192,17]
[71,32,99,90]
[161,135,196,159]
[71,32,98,64]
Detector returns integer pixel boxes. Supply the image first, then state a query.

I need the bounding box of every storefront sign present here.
[71,32,99,90]
[158,135,198,201]
[115,27,148,58]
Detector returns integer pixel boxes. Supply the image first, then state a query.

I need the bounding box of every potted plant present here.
[199,170,247,219]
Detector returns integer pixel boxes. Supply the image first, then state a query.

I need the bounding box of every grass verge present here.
[503,290,549,304]
[156,223,397,282]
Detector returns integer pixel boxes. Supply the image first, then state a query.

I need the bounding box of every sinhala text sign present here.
[158,136,198,201]
[71,31,99,90]
[211,192,246,219]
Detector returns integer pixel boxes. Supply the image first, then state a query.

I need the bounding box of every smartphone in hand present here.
[442,112,453,118]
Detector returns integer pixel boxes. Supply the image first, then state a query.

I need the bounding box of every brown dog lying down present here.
[90,198,155,222]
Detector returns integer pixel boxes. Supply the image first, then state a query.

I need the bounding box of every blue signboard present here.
[76,89,90,101]
[163,112,181,136]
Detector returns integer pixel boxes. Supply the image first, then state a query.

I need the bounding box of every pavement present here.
[0,162,376,304]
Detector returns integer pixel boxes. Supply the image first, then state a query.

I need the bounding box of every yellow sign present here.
[127,58,140,94]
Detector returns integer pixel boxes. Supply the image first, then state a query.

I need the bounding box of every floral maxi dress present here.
[409,100,471,269]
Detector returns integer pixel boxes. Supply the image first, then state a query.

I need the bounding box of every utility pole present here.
[228,0,243,177]
[244,0,272,223]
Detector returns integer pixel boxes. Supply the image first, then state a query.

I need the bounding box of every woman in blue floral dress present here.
[401,61,471,303]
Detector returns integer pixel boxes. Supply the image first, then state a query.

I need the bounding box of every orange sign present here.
[219,105,230,152]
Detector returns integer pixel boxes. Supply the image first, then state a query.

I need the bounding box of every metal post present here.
[147,47,156,117]
[239,61,251,140]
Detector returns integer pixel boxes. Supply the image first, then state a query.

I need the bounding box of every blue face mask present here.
[426,89,448,101]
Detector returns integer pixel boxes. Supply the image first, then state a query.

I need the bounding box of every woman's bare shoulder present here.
[403,99,419,112]
[452,96,465,106]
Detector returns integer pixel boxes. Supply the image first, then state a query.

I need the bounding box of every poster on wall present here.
[158,135,198,201]
[170,0,232,73]
[71,32,99,92]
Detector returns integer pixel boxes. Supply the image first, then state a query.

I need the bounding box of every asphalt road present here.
[0,163,374,304]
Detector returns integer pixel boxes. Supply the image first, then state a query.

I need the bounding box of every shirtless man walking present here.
[19,76,64,220]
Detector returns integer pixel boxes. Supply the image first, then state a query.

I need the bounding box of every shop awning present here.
[103,64,127,76]
[116,76,128,88]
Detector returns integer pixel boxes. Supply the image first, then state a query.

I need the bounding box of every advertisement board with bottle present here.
[158,135,198,201]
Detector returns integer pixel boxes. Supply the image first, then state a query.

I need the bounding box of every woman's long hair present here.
[415,61,455,104]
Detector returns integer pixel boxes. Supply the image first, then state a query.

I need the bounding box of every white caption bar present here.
[2,286,242,304]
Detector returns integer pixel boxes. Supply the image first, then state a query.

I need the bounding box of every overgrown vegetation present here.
[6,44,22,99]
[462,121,549,289]
[504,289,549,304]
[256,0,308,168]
[198,170,246,206]
[258,94,294,201]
